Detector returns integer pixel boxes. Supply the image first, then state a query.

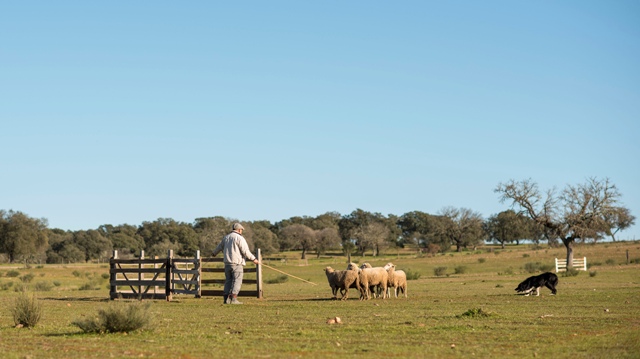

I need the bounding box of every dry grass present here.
[0,241,639,358]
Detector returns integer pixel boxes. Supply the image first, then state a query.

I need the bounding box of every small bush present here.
[72,270,82,277]
[522,254,530,258]
[6,270,20,278]
[605,259,616,265]
[36,265,44,269]
[72,302,152,334]
[589,271,597,277]
[539,264,554,272]
[14,283,29,292]
[266,275,289,284]
[495,284,503,288]
[405,269,421,280]
[457,308,494,318]
[101,273,110,280]
[1,281,14,290]
[454,266,468,274]
[524,262,540,273]
[11,292,43,328]
[79,282,98,291]
[477,258,486,263]
[591,261,602,267]
[53,281,62,287]
[20,273,35,283]
[34,281,54,292]
[630,258,640,264]
[434,266,447,277]
[561,269,580,277]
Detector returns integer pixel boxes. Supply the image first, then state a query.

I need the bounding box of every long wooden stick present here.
[261,263,317,286]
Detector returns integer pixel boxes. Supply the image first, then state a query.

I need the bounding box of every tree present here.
[247,220,278,254]
[0,210,49,263]
[99,224,144,255]
[397,211,449,251]
[72,230,112,262]
[439,207,486,252]
[314,227,341,258]
[279,224,315,259]
[495,177,632,268]
[137,218,198,257]
[603,207,636,241]
[338,209,389,256]
[485,210,535,249]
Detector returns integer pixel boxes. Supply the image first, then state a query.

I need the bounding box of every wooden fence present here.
[555,257,587,272]
[110,249,262,301]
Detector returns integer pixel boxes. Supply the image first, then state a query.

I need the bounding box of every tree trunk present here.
[564,238,574,269]
[501,241,505,249]
[301,248,306,260]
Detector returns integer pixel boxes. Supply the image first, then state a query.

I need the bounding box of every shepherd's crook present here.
[261,263,317,286]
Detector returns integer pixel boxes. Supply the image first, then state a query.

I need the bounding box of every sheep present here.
[323,266,360,300]
[357,264,388,300]
[383,262,407,298]
[358,262,382,298]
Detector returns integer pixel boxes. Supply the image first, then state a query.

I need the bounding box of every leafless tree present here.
[495,177,632,268]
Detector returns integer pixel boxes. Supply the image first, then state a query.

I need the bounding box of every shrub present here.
[34,281,54,292]
[477,258,486,264]
[20,273,35,283]
[433,266,447,277]
[630,258,640,264]
[11,292,43,328]
[101,273,110,280]
[605,259,616,265]
[6,270,20,278]
[457,308,494,318]
[539,264,554,272]
[404,269,421,280]
[72,302,152,334]
[266,275,289,284]
[589,271,597,277]
[14,283,29,292]
[1,281,14,290]
[72,270,82,277]
[454,266,468,274]
[79,282,98,291]
[495,284,503,288]
[524,262,540,273]
[561,269,580,277]
[53,281,62,287]
[522,254,530,258]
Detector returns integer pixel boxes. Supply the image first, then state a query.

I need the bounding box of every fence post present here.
[166,249,173,302]
[110,250,118,299]
[139,250,144,298]
[583,257,587,271]
[555,258,559,273]
[256,249,263,299]
[195,250,202,298]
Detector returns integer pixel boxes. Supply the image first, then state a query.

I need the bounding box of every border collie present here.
[515,272,558,296]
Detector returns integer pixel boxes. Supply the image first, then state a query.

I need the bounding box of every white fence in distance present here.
[555,257,587,272]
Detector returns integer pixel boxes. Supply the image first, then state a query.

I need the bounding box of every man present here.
[212,223,259,304]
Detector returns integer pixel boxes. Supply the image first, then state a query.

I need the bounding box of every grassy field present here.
[1,241,639,359]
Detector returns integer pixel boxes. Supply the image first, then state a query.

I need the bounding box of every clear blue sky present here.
[1,2,639,240]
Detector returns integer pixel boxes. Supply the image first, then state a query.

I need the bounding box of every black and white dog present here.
[515,272,558,296]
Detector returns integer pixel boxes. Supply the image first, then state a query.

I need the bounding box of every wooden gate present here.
[109,249,262,301]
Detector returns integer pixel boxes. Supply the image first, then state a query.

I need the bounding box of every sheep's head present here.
[346,263,360,271]
[324,266,335,274]
[383,262,395,270]
[360,263,372,269]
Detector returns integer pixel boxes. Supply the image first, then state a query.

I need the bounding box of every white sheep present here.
[357,264,388,300]
[324,266,360,300]
[383,262,407,298]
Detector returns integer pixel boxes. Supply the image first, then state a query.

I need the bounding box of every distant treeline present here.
[1,178,635,264]
[1,207,534,264]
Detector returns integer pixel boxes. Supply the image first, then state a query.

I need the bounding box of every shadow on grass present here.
[41,297,110,302]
